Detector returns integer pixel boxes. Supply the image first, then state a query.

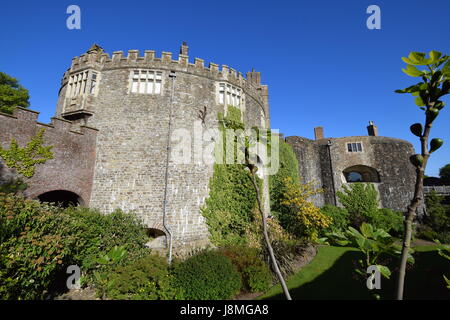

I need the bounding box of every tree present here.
[439,164,450,184]
[219,109,292,300]
[0,71,30,114]
[395,50,450,300]
[327,223,411,300]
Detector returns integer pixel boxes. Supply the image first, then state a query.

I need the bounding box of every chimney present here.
[367,121,378,136]
[180,41,189,56]
[314,127,324,140]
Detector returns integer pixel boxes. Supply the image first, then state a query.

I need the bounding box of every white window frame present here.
[67,70,100,98]
[217,82,243,108]
[346,142,363,153]
[129,69,163,95]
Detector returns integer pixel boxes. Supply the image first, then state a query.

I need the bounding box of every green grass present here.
[260,245,450,300]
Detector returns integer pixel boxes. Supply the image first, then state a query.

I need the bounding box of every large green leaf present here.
[429,50,443,64]
[402,64,424,77]
[376,265,391,279]
[395,83,425,94]
[360,223,374,238]
[372,228,391,240]
[415,96,425,106]
[402,52,431,66]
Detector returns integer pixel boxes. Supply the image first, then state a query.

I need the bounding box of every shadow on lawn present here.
[264,249,450,300]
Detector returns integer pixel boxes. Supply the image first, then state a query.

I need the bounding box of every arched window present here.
[37,190,84,207]
[343,165,380,183]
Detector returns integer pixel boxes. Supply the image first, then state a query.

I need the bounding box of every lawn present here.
[260,245,450,300]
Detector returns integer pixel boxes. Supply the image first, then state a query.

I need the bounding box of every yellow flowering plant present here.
[280,177,332,241]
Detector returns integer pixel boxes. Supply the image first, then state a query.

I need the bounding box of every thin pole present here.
[162,71,176,264]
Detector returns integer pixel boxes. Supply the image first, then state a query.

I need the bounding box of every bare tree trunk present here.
[396,123,431,300]
[249,171,292,300]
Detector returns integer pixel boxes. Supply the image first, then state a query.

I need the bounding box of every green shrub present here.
[268,239,302,278]
[63,206,149,275]
[320,205,350,233]
[270,139,300,225]
[0,194,151,299]
[337,183,379,227]
[0,177,27,195]
[220,246,272,293]
[372,208,404,236]
[418,191,450,243]
[172,249,242,299]
[96,253,180,300]
[0,193,78,299]
[336,183,403,233]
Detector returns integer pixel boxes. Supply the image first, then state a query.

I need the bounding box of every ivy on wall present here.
[201,107,303,246]
[270,138,300,222]
[201,106,258,246]
[0,128,53,178]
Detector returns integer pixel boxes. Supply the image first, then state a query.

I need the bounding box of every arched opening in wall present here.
[145,228,167,249]
[37,190,84,208]
[343,165,380,183]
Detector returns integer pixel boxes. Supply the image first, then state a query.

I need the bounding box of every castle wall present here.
[0,107,97,204]
[320,136,415,212]
[58,48,270,249]
[284,136,325,206]
[287,135,416,212]
[371,138,416,211]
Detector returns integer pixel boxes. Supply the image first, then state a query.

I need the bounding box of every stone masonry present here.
[0,43,419,252]
[1,43,270,251]
[286,125,417,212]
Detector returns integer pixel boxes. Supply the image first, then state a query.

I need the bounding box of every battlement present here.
[66,44,266,105]
[0,107,98,137]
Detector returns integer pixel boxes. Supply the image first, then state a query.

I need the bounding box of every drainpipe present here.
[327,139,337,206]
[162,70,176,264]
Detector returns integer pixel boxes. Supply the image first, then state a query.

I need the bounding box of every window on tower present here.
[67,70,99,98]
[130,69,163,95]
[218,82,242,107]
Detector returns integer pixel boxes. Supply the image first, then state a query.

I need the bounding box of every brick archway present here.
[36,189,84,207]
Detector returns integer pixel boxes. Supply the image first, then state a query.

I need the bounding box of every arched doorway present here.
[37,190,84,208]
[343,165,380,183]
[145,228,167,249]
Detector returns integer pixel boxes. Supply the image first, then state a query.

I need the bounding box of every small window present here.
[347,142,363,152]
[130,69,163,95]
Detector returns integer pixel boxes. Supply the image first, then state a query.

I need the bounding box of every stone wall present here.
[0,107,97,204]
[284,136,325,206]
[286,134,417,212]
[55,45,270,250]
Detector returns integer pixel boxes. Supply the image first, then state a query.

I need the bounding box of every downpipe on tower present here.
[162,70,177,264]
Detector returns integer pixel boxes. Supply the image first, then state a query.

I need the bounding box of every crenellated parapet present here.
[0,107,98,205]
[65,44,267,108]
[0,107,98,137]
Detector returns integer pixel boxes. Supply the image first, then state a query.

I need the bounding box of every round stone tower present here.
[55,43,270,250]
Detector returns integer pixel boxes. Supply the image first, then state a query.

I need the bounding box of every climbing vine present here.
[201,106,259,246]
[0,128,53,178]
[269,138,300,217]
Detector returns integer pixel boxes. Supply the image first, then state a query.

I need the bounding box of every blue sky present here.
[0,0,449,176]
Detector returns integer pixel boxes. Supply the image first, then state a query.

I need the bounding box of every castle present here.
[0,43,416,251]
